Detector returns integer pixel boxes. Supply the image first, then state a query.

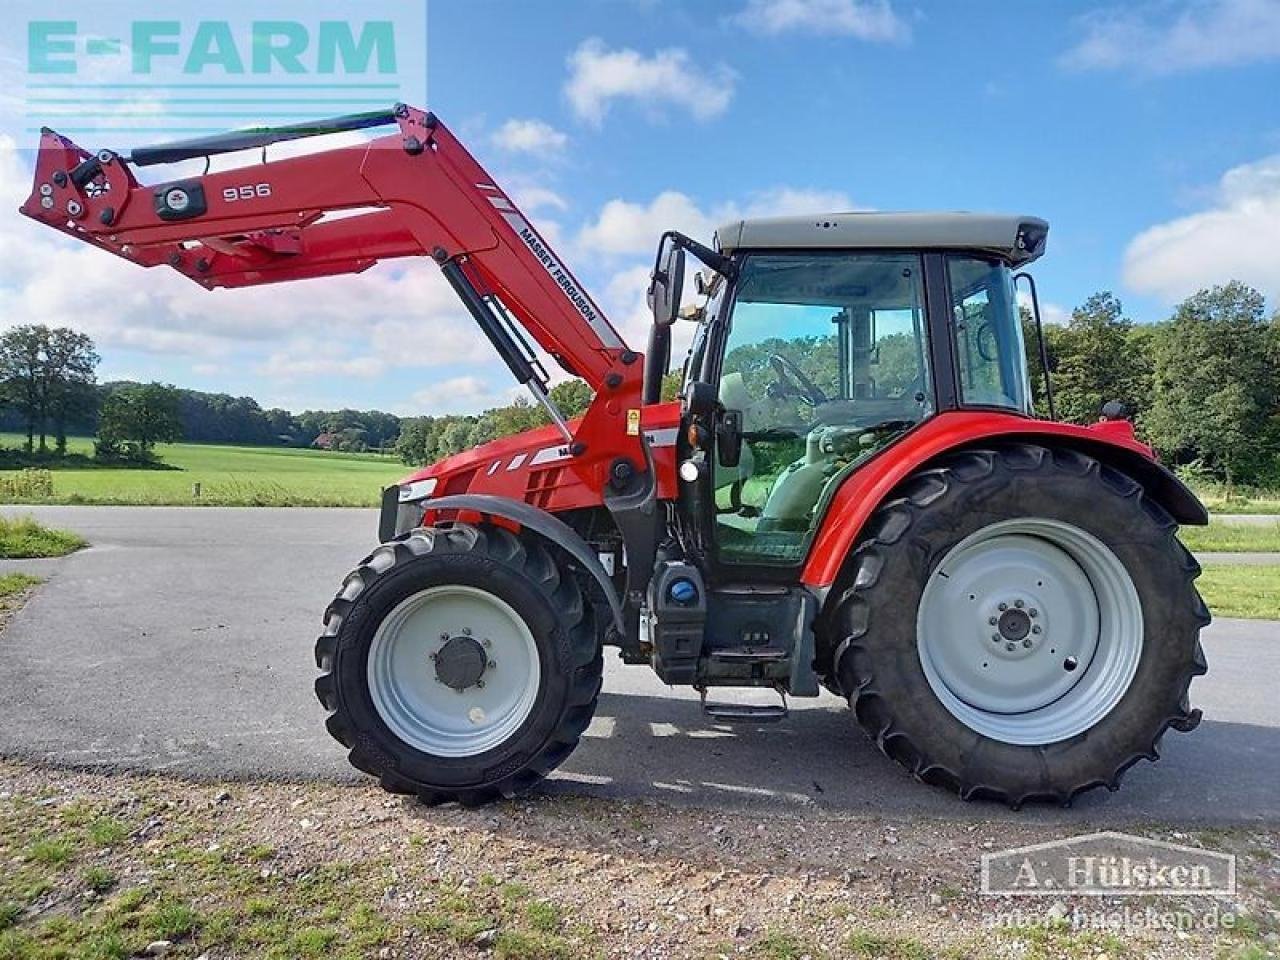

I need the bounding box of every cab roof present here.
[714,212,1049,266]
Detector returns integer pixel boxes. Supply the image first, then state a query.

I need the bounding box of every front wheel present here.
[314,523,601,805]
[823,444,1209,807]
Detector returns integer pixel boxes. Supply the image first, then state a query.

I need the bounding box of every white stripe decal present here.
[498,210,623,348]
[506,453,528,471]
[530,445,572,466]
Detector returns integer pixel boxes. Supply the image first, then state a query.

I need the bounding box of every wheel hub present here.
[997,606,1031,642]
[433,635,489,691]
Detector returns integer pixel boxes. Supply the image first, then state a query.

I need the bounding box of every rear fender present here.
[801,412,1208,589]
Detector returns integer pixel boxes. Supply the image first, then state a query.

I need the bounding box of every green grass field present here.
[1180,520,1280,553]
[1197,566,1280,620]
[0,435,408,507]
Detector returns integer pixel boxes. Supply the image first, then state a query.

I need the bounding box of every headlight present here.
[398,477,438,502]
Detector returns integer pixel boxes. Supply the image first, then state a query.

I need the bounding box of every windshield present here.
[721,252,932,431]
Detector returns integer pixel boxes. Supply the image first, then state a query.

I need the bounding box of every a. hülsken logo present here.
[982,831,1235,898]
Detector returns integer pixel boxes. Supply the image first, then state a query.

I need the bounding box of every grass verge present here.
[1181,521,1280,554]
[1196,565,1280,620]
[0,516,87,558]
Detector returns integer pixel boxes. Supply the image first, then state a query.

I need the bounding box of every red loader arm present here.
[19,106,646,468]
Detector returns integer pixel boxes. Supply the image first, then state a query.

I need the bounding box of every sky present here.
[2,0,1279,417]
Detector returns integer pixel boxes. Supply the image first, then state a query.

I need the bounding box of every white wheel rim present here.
[916,518,1143,745]
[367,585,541,757]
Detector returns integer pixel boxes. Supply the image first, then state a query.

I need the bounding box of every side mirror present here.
[716,409,743,469]
[647,234,686,328]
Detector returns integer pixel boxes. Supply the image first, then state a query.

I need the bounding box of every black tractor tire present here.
[820,443,1209,808]
[314,523,601,805]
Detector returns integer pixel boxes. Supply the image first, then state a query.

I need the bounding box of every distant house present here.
[312,432,336,450]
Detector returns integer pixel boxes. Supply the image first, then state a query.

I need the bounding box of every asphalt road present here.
[2,505,1277,825]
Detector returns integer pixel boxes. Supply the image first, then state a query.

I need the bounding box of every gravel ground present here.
[1,759,1277,960]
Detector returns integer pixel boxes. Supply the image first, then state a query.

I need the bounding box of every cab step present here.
[706,647,788,664]
[698,686,789,723]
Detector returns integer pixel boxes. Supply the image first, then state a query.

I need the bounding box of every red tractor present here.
[21,106,1209,808]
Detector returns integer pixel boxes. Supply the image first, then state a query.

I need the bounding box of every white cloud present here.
[579,192,714,255]
[581,186,856,357]
[258,351,386,381]
[736,0,911,41]
[407,376,523,416]
[577,186,856,255]
[1124,153,1280,303]
[1017,290,1071,327]
[491,118,569,157]
[509,185,568,214]
[1061,0,1280,73]
[564,39,736,126]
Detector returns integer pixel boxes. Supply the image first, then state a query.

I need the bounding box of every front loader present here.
[21,106,1210,808]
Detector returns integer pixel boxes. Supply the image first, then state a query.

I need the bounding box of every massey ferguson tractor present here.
[21,106,1210,808]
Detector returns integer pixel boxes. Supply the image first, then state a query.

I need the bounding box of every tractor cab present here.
[639,213,1057,706]
[650,212,1048,574]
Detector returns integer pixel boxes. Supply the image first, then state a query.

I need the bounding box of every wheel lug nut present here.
[487,660,496,669]
[1032,625,1042,635]
[1029,608,1038,618]
[462,627,472,636]
[1014,599,1024,609]
[998,602,1008,612]
[988,617,998,626]
[476,679,485,688]
[991,634,1001,642]
[1005,642,1016,652]
[482,638,492,648]
[1022,638,1033,648]
[440,632,450,641]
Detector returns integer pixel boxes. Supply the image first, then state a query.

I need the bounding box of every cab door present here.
[702,251,935,574]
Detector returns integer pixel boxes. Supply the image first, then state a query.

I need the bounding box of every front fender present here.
[801,411,1208,589]
[390,492,624,633]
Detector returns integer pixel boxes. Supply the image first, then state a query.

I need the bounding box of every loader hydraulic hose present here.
[127,108,400,167]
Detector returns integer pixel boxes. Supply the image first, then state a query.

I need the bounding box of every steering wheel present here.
[976,322,999,362]
[768,354,828,406]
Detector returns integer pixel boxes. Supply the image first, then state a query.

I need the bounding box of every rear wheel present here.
[822,444,1208,807]
[315,523,601,805]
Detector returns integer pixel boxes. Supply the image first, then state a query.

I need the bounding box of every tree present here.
[548,379,594,418]
[0,326,47,451]
[42,328,99,453]
[1145,282,1279,490]
[97,382,184,460]
[0,325,100,453]
[1050,292,1144,425]
[439,418,475,456]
